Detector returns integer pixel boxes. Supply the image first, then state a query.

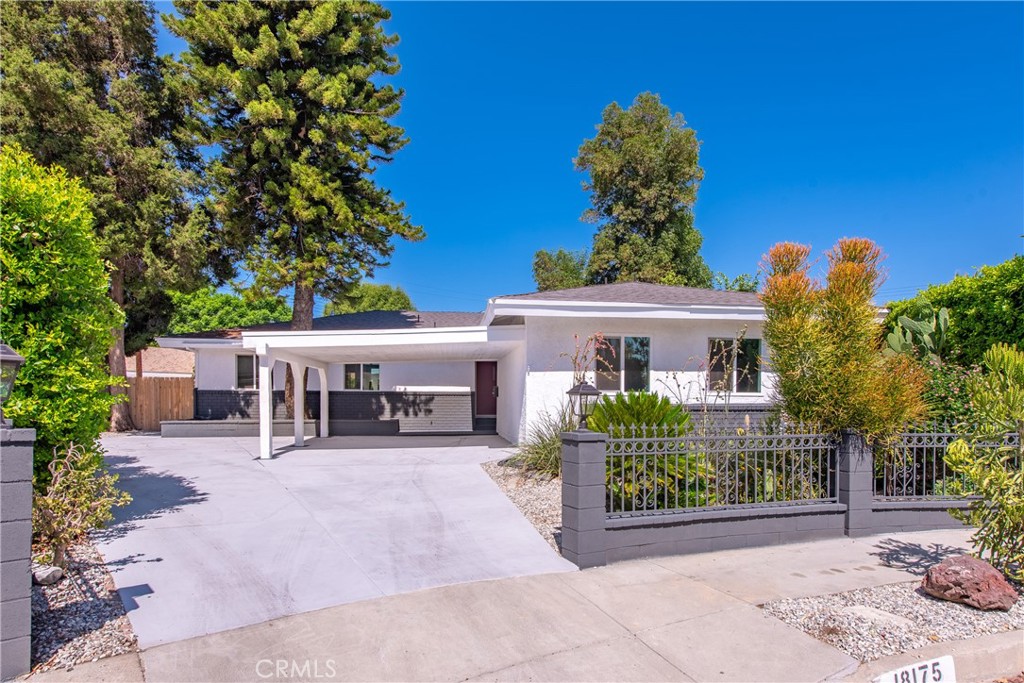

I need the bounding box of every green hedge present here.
[886,257,1024,366]
[0,146,123,482]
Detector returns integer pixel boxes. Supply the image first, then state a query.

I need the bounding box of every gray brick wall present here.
[691,405,775,432]
[561,428,973,569]
[1,427,34,681]
[194,390,474,434]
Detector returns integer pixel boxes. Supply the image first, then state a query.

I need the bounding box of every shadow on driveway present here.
[94,455,208,544]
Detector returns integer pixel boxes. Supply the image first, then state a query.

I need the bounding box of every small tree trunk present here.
[108,264,134,431]
[284,281,316,419]
[52,543,67,569]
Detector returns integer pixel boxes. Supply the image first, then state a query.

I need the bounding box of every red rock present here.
[921,555,1018,611]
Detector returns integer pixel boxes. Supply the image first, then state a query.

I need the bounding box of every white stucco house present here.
[157,282,776,459]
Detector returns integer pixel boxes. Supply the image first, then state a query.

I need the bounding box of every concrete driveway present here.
[95,433,574,648]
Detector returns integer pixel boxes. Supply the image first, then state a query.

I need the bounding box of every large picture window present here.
[236,355,258,389]
[344,363,380,391]
[707,338,761,393]
[596,336,650,392]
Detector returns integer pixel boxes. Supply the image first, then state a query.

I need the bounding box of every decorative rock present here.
[33,565,64,586]
[921,555,1018,611]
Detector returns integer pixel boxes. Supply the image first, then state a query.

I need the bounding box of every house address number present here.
[873,656,956,683]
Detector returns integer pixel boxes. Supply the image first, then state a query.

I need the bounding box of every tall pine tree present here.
[169,0,422,410]
[576,92,711,288]
[1,1,215,430]
[169,0,422,327]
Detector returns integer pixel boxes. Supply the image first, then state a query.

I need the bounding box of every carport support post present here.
[258,354,273,459]
[291,361,305,448]
[318,367,329,438]
[560,430,607,569]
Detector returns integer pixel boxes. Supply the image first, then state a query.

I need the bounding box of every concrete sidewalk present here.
[29,528,1024,682]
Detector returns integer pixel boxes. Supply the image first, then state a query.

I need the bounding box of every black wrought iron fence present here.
[873,424,1020,500]
[605,424,837,517]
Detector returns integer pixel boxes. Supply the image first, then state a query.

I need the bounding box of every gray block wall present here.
[193,389,474,434]
[562,428,972,569]
[1,427,34,681]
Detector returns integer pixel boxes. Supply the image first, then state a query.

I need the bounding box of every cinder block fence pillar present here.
[561,430,608,569]
[837,429,874,537]
[1,427,35,681]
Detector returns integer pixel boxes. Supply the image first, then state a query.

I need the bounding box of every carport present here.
[241,325,523,459]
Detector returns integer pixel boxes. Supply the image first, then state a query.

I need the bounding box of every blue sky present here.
[156,2,1024,314]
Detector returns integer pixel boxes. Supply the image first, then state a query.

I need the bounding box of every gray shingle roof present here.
[495,282,761,307]
[164,310,484,339]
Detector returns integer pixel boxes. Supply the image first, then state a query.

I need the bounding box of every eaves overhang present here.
[482,298,766,325]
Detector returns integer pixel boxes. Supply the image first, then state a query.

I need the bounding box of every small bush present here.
[33,444,131,568]
[588,391,691,436]
[922,360,978,425]
[591,392,697,512]
[944,343,1024,580]
[513,404,575,478]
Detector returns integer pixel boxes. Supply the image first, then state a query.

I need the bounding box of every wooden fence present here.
[126,377,194,431]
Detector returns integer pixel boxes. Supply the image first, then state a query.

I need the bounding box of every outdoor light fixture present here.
[566,381,601,431]
[0,341,25,428]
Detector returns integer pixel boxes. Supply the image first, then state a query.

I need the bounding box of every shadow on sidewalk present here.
[869,537,969,575]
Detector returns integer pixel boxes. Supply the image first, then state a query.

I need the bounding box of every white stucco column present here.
[291,361,305,448]
[258,353,274,460]
[318,367,329,438]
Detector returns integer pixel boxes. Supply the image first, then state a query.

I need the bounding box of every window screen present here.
[236,355,256,389]
[623,337,650,391]
[736,339,761,393]
[362,364,380,391]
[707,339,733,391]
[344,364,361,390]
[596,337,620,392]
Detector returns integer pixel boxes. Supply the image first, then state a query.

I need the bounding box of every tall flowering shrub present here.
[760,238,927,438]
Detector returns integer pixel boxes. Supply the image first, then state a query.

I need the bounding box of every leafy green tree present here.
[712,272,759,293]
[0,1,215,430]
[166,287,291,334]
[169,0,423,414]
[0,146,123,480]
[532,248,589,292]
[885,256,1024,365]
[324,283,413,315]
[760,238,928,437]
[576,92,711,288]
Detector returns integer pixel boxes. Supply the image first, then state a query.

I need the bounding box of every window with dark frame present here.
[707,338,761,393]
[595,336,650,392]
[236,355,257,389]
[344,363,381,391]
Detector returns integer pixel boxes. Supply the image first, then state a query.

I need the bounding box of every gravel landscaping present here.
[30,540,138,673]
[763,579,1024,662]
[482,459,561,551]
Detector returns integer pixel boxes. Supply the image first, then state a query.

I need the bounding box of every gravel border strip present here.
[30,539,138,673]
[482,459,561,552]
[763,579,1023,662]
